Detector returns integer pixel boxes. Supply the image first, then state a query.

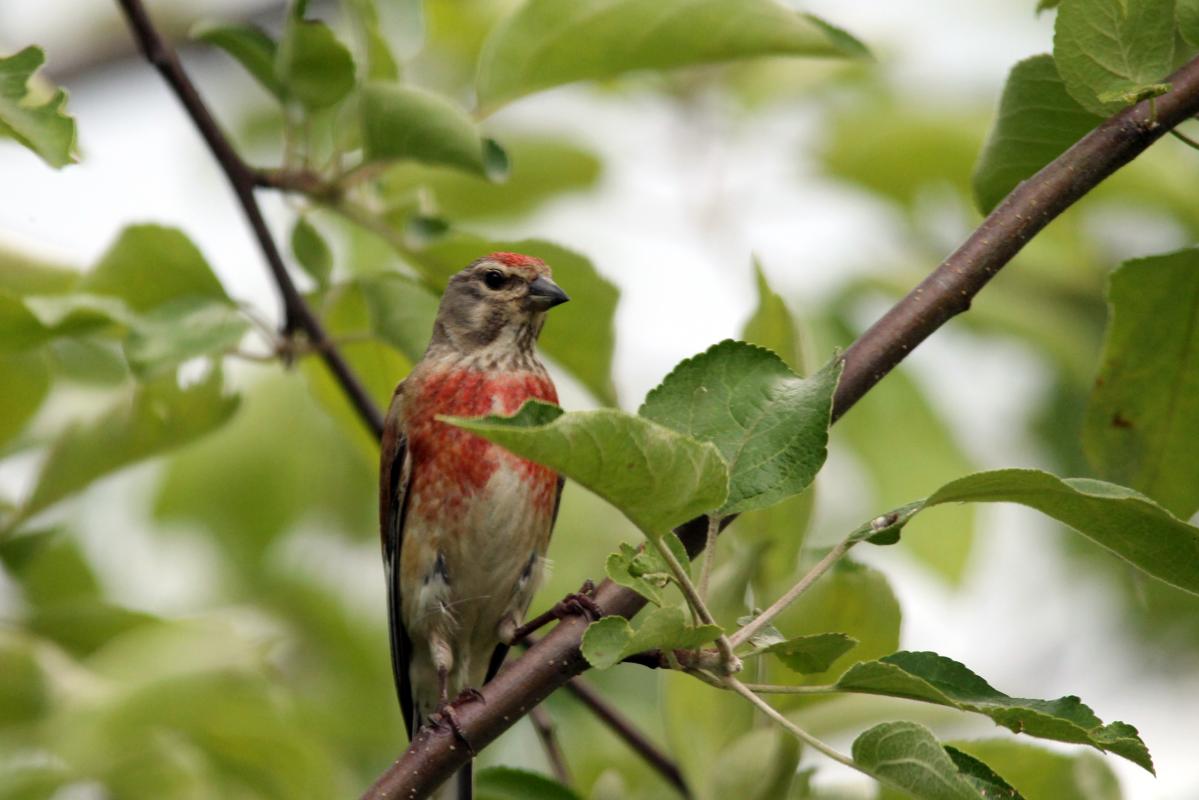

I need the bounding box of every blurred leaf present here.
[376,134,601,221]
[343,0,400,81]
[46,338,128,386]
[757,632,856,674]
[449,401,728,537]
[15,369,239,525]
[0,248,77,294]
[191,21,285,99]
[0,47,76,168]
[291,216,334,288]
[834,356,975,582]
[1181,0,1199,46]
[640,342,840,515]
[155,372,375,568]
[855,721,1023,800]
[663,663,754,796]
[0,350,49,448]
[476,767,581,800]
[276,13,356,109]
[604,531,689,605]
[761,560,900,705]
[948,739,1121,800]
[973,54,1101,214]
[124,298,249,379]
[3,533,100,606]
[1084,249,1199,518]
[360,83,502,177]
[742,260,802,371]
[79,225,229,312]
[0,632,48,725]
[710,726,800,800]
[475,0,868,112]
[406,234,619,404]
[1053,0,1175,115]
[823,102,983,207]
[918,468,1199,597]
[357,272,439,362]
[581,606,721,669]
[837,651,1151,771]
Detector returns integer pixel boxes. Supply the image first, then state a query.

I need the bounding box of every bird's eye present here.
[483,270,507,290]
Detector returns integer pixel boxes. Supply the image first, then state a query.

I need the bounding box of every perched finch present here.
[379,253,570,798]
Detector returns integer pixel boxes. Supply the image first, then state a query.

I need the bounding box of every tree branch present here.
[527,706,572,787]
[113,0,384,438]
[362,53,1199,799]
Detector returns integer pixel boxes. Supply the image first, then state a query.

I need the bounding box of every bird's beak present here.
[527,276,570,310]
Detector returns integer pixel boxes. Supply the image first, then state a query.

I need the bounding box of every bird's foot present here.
[428,689,485,756]
[510,580,605,643]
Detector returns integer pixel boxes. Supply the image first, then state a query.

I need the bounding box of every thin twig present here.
[527,706,572,786]
[724,678,869,778]
[114,0,384,438]
[649,535,740,673]
[563,679,692,799]
[696,514,720,602]
[729,538,854,650]
[361,54,1199,799]
[739,682,838,695]
[1169,127,1199,151]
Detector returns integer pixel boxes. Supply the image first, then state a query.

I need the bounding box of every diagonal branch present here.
[362,53,1199,799]
[114,0,384,438]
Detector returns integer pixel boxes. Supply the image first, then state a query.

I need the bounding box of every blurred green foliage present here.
[3,0,1199,798]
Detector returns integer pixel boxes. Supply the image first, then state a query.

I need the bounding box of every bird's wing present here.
[483,473,567,683]
[380,386,416,738]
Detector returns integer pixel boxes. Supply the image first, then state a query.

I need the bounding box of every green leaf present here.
[581,606,721,669]
[476,766,581,800]
[0,47,77,168]
[15,370,239,525]
[710,726,800,800]
[742,260,802,372]
[759,560,900,704]
[1053,0,1176,115]
[854,721,1024,800]
[79,225,229,311]
[360,83,499,177]
[0,631,48,725]
[0,350,50,449]
[604,531,690,605]
[1181,0,1199,46]
[375,134,601,221]
[291,216,334,287]
[475,0,868,112]
[448,401,728,536]
[973,54,1101,214]
[0,248,77,295]
[276,15,356,109]
[357,273,439,362]
[921,468,1199,597]
[948,739,1120,800]
[837,651,1153,771]
[343,0,401,81]
[191,21,285,100]
[405,234,619,404]
[1083,249,1199,519]
[758,632,856,674]
[640,342,841,515]
[123,297,250,379]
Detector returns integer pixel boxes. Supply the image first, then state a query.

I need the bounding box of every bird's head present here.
[429,252,569,359]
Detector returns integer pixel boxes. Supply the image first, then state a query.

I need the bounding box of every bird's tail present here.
[428,762,471,800]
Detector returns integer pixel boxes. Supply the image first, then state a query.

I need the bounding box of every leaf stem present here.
[729,538,854,650]
[697,514,720,602]
[739,682,838,695]
[724,677,869,778]
[649,535,741,673]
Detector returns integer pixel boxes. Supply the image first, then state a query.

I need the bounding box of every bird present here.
[379,252,570,799]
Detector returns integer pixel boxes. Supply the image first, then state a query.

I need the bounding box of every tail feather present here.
[456,762,473,800]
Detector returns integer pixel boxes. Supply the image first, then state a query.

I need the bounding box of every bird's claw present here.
[553,579,604,621]
[429,689,485,756]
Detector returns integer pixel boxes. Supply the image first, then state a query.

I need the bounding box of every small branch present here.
[729,538,854,650]
[563,679,692,799]
[1169,127,1199,151]
[114,0,384,439]
[696,514,720,602]
[739,682,838,695]
[527,706,572,787]
[724,677,869,778]
[649,535,741,673]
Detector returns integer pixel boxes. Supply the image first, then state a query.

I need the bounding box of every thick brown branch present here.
[364,53,1199,798]
[114,0,384,438]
